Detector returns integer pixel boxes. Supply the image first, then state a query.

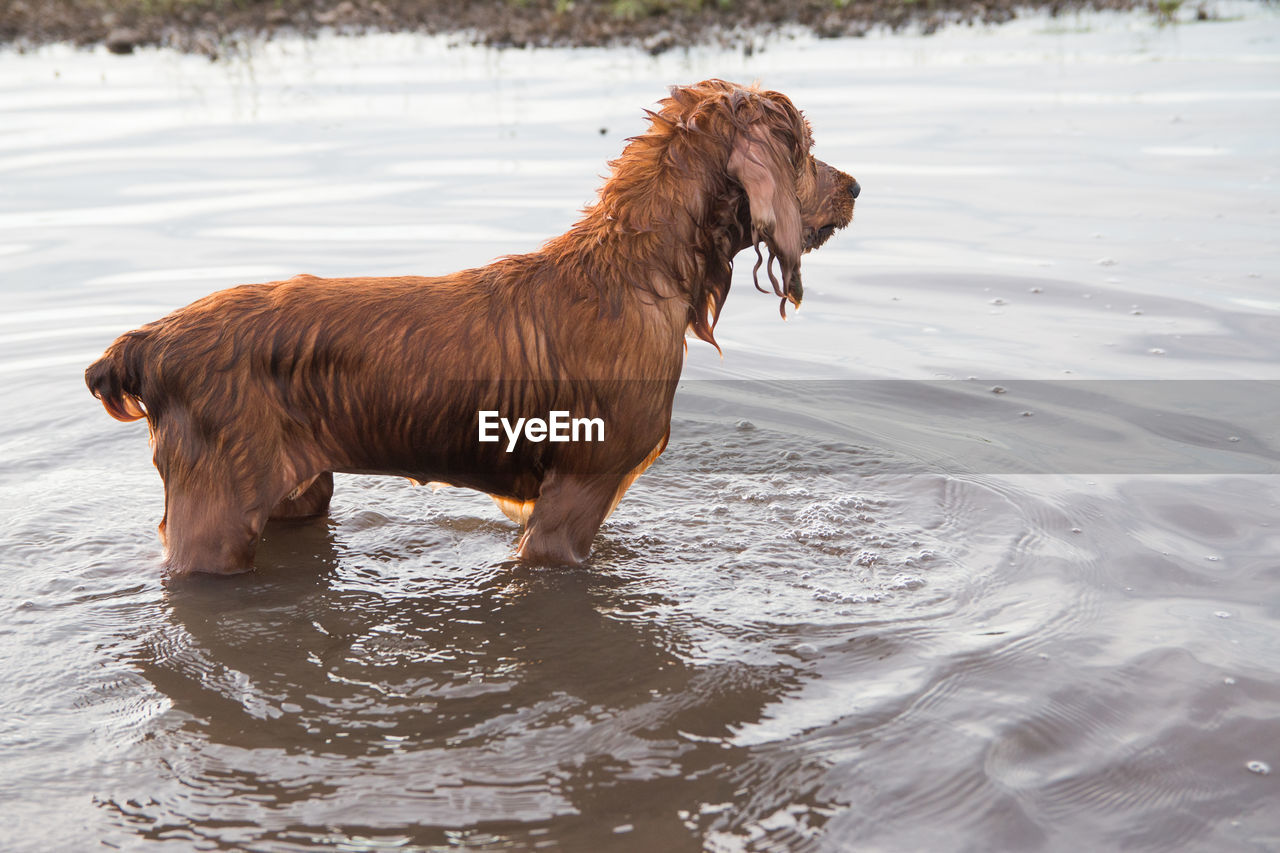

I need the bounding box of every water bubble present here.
[1097,257,1117,266]
[1214,610,1232,619]
[1149,348,1166,355]
[1228,436,1241,443]
[1246,760,1270,776]
[886,573,925,591]
[792,643,819,660]
[1029,286,1043,293]
[1071,527,1082,534]
[990,298,1007,306]
[1206,555,1221,562]
[736,419,755,431]
[1224,676,1236,685]
[1020,411,1034,417]
[991,385,1007,394]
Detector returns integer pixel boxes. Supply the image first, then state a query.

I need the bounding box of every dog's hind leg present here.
[159,477,270,575]
[152,430,283,575]
[515,471,626,567]
[270,471,334,520]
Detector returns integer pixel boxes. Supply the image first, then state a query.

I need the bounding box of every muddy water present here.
[3,8,1279,851]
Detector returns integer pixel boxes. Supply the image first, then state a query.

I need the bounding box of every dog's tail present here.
[85,331,151,422]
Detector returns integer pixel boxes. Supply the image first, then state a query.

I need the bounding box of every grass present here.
[1154,0,1183,21]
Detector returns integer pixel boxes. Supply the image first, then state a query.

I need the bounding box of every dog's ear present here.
[727,93,806,314]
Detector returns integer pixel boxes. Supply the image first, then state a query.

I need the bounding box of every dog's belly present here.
[301,380,670,506]
[331,457,544,504]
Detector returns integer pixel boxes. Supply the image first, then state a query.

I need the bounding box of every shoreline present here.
[1,0,1197,59]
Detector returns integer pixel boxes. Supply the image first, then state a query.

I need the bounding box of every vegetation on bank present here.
[1,0,1220,57]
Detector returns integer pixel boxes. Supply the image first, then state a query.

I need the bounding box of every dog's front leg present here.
[515,471,623,567]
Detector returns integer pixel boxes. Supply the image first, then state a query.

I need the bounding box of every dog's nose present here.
[849,180,861,200]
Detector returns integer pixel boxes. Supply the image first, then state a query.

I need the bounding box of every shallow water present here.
[2,7,1279,851]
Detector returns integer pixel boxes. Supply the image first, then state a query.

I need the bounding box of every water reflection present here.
[113,514,824,847]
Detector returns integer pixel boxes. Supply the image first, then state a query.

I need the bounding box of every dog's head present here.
[659,79,858,316]
[595,79,857,348]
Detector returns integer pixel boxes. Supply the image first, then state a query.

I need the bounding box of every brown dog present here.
[86,79,858,575]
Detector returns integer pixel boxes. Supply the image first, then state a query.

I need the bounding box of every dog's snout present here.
[849,179,861,200]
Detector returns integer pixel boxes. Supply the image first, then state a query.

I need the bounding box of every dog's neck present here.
[552,147,748,349]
